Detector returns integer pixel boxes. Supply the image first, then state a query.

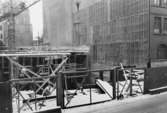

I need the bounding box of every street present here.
[63,92,167,113]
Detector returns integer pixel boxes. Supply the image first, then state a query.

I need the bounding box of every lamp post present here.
[147,0,151,68]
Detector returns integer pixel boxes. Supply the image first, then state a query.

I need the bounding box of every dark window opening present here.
[163,18,167,34]
[154,17,161,34]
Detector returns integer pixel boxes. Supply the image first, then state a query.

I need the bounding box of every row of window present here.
[153,0,167,8]
[154,17,167,34]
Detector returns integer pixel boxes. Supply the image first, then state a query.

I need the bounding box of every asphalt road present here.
[63,92,167,113]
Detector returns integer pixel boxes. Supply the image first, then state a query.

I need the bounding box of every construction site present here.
[1,0,167,113]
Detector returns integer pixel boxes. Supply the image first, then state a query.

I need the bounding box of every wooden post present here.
[129,69,133,96]
[56,73,65,108]
[10,58,14,80]
[89,87,92,104]
[110,69,116,99]
[99,71,104,80]
[116,69,120,99]
[144,68,149,94]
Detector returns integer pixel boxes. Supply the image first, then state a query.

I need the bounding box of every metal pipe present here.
[147,0,151,68]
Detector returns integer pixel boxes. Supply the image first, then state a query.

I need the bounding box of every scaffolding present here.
[0,51,70,113]
[0,50,146,113]
[0,49,93,112]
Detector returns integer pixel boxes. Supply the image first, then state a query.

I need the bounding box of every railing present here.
[56,65,144,108]
[56,68,117,108]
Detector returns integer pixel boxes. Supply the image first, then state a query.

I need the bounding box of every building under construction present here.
[2,0,167,113]
[0,0,33,49]
[74,0,167,67]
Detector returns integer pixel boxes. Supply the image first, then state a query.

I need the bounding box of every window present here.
[163,18,167,34]
[154,17,161,34]
[153,0,167,7]
[162,0,167,7]
[153,0,161,6]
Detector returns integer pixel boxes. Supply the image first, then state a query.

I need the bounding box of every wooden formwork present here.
[0,51,91,113]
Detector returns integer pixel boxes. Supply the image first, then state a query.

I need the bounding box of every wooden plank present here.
[0,53,70,57]
[96,79,113,99]
[33,107,61,113]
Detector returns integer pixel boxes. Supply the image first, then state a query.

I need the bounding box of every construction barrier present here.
[0,82,12,113]
[144,67,167,93]
[56,69,116,108]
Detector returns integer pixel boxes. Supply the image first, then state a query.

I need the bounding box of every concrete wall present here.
[43,0,73,47]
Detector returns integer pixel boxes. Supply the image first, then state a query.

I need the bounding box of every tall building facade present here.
[74,0,167,67]
[0,1,33,49]
[43,0,73,48]
[73,0,110,46]
[42,0,105,48]
[15,10,33,48]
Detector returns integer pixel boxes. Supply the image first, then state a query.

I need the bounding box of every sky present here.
[29,0,43,40]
